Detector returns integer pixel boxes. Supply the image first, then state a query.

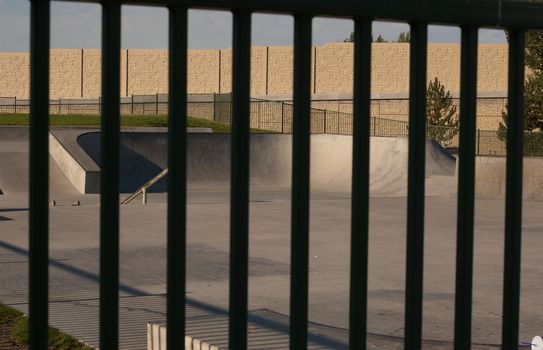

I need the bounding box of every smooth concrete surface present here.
[51,129,459,196]
[47,127,543,199]
[475,156,543,200]
[2,190,543,349]
[2,127,543,349]
[49,131,95,193]
[0,127,77,196]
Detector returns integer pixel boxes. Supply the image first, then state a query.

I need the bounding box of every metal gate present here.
[26,0,541,349]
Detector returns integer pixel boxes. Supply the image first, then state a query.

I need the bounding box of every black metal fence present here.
[25,0,541,349]
[0,93,218,117]
[0,95,508,129]
[3,93,524,155]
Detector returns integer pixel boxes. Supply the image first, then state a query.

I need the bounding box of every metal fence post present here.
[258,100,262,130]
[230,92,233,125]
[156,92,159,115]
[213,93,217,121]
[131,94,134,115]
[14,96,17,114]
[58,98,61,114]
[278,102,282,133]
[477,129,481,155]
[323,109,327,134]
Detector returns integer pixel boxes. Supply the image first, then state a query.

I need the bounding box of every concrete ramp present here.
[0,127,77,196]
[49,129,457,197]
[308,135,456,196]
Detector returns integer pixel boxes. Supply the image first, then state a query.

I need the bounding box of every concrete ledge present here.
[147,324,220,350]
[49,131,99,193]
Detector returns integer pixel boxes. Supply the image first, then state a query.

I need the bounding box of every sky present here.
[0,0,507,52]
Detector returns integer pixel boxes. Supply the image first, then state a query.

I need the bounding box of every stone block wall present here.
[0,43,510,99]
[0,43,512,130]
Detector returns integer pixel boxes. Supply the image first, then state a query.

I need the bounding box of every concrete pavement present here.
[1,127,542,349]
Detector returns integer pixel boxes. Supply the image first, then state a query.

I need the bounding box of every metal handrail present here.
[120,168,168,205]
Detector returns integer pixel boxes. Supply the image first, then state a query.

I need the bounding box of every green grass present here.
[0,113,273,133]
[0,303,93,349]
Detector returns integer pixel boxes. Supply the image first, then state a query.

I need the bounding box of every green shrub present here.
[425,77,459,145]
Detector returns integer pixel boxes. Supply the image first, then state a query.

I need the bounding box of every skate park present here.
[1,125,543,349]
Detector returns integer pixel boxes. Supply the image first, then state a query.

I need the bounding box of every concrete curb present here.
[49,132,97,193]
[147,323,220,350]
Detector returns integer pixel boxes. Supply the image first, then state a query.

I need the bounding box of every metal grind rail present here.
[26,0,539,350]
[120,168,169,205]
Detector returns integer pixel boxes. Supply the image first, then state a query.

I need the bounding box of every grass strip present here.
[0,113,272,133]
[0,303,93,349]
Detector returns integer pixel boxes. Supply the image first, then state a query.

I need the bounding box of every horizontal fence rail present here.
[25,0,541,349]
[44,0,543,29]
[4,94,527,156]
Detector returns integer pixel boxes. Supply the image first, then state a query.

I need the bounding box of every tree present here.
[397,32,410,43]
[343,32,355,42]
[426,77,459,145]
[343,32,381,42]
[498,29,543,155]
[374,35,388,43]
[499,1,543,155]
[498,69,543,155]
[526,30,543,71]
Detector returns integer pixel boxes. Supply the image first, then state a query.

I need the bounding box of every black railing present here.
[4,93,523,155]
[26,0,541,349]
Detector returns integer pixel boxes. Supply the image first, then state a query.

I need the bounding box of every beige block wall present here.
[189,49,220,94]
[427,44,460,92]
[82,49,101,98]
[127,49,168,96]
[372,43,410,94]
[315,43,354,93]
[0,43,511,101]
[49,49,82,98]
[477,45,509,94]
[267,46,293,95]
[219,49,232,94]
[251,47,268,96]
[0,52,29,98]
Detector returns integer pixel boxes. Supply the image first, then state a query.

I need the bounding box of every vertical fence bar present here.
[100,2,121,349]
[502,28,525,350]
[281,102,285,133]
[323,107,327,134]
[290,14,312,350]
[167,6,188,350]
[477,129,481,156]
[349,17,372,350]
[454,25,478,350]
[81,49,85,98]
[29,0,50,348]
[125,49,129,97]
[404,21,428,350]
[229,10,251,350]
